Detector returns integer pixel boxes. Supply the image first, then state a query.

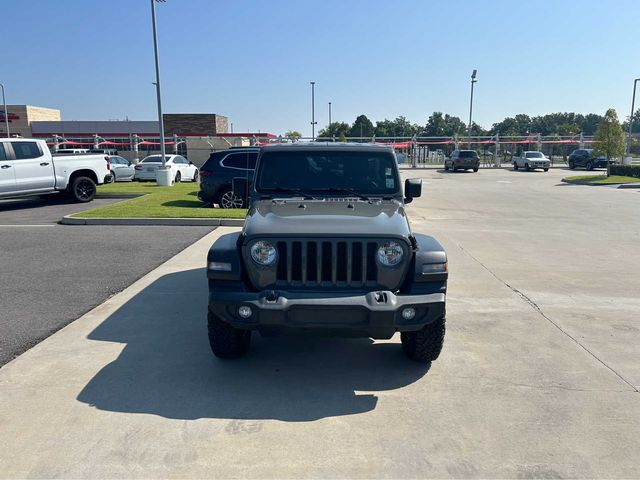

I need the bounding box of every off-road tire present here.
[401,315,446,362]
[208,311,251,359]
[69,175,97,203]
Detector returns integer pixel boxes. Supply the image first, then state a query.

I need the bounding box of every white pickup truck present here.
[0,138,111,202]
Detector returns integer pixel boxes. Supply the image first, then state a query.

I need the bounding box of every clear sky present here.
[2,0,638,136]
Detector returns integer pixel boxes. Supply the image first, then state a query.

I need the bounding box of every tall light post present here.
[150,0,171,186]
[625,78,640,165]
[0,83,9,138]
[310,81,317,140]
[468,69,477,145]
[328,102,332,126]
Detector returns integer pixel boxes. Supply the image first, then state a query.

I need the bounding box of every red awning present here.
[58,141,94,146]
[98,141,131,146]
[138,141,176,146]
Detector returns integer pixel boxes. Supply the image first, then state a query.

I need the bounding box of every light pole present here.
[150,0,171,186]
[468,69,477,145]
[625,78,640,165]
[310,81,317,140]
[328,102,332,126]
[0,83,9,137]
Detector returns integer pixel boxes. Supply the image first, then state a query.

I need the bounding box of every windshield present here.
[255,150,400,195]
[525,152,544,158]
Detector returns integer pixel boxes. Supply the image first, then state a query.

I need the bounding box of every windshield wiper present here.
[310,187,372,202]
[261,187,317,199]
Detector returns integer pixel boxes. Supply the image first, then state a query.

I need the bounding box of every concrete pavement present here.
[1,168,639,478]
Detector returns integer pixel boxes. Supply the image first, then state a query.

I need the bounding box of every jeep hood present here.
[242,199,411,239]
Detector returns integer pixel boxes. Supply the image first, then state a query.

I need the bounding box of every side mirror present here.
[404,178,422,204]
[232,177,249,200]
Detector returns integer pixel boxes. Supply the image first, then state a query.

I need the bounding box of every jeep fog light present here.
[377,241,403,266]
[250,240,277,265]
[402,307,416,320]
[238,306,252,318]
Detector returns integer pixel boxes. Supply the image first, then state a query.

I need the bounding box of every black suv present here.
[568,149,610,170]
[198,147,260,208]
[206,143,448,362]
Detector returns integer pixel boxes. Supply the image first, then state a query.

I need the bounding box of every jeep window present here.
[256,150,399,195]
[525,152,544,158]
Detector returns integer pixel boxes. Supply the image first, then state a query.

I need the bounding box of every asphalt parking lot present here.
[0,194,120,225]
[0,215,214,365]
[1,168,639,478]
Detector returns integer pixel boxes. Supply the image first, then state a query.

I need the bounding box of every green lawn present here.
[565,175,640,184]
[73,182,247,218]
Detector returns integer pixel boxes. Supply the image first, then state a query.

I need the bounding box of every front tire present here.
[444,164,449,171]
[543,168,549,172]
[208,311,251,359]
[513,162,518,170]
[473,167,479,173]
[192,170,199,182]
[175,171,182,183]
[69,176,97,203]
[586,161,593,171]
[401,316,446,363]
[525,163,531,171]
[217,186,245,209]
[568,160,575,170]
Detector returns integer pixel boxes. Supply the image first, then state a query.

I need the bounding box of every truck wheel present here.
[208,311,251,359]
[513,162,518,170]
[400,315,446,363]
[70,176,97,203]
[525,163,531,171]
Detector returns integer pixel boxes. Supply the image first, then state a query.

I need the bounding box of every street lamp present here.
[310,81,317,140]
[150,0,171,186]
[625,78,640,165]
[328,102,332,126]
[0,83,9,138]
[468,69,477,145]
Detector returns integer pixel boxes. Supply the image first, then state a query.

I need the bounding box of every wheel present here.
[174,171,182,183]
[444,164,449,171]
[452,165,458,172]
[525,163,531,171]
[543,168,549,172]
[569,160,575,170]
[192,170,199,182]
[586,161,593,171]
[208,311,251,359]
[217,186,245,209]
[473,167,479,173]
[401,316,446,363]
[110,170,117,183]
[69,176,97,203]
[513,162,518,170]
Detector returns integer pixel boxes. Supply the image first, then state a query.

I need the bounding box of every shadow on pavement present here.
[77,268,430,421]
[0,194,72,211]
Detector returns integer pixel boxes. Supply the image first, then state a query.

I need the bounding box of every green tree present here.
[593,108,625,171]
[349,115,375,140]
[557,123,580,136]
[622,108,640,133]
[284,130,302,141]
[317,122,351,140]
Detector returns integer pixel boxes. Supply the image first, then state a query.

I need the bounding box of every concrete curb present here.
[561,178,640,188]
[59,216,245,226]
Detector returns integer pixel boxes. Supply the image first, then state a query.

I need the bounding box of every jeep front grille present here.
[275,239,379,288]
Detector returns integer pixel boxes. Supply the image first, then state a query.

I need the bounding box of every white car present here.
[134,154,199,182]
[513,151,550,171]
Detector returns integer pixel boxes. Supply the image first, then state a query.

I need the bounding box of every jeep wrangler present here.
[206,143,448,362]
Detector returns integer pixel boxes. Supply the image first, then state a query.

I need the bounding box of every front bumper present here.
[209,289,446,339]
[528,162,550,169]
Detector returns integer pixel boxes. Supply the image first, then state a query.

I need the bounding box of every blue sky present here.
[3,0,638,136]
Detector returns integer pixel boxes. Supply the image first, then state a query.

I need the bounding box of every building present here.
[0,105,61,137]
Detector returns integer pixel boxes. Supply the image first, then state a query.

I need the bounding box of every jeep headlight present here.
[250,240,277,266]
[377,241,404,266]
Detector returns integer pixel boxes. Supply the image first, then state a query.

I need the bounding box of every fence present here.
[36,132,604,168]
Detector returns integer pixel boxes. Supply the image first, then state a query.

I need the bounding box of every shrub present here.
[609,164,640,179]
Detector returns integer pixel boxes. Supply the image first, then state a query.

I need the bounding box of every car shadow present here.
[0,194,74,211]
[436,169,476,174]
[161,199,206,208]
[76,268,430,421]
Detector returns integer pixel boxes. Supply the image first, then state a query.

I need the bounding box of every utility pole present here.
[468,69,477,145]
[625,78,640,165]
[150,0,171,186]
[310,81,317,140]
[0,83,9,137]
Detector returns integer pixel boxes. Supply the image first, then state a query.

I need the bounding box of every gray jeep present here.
[206,143,448,362]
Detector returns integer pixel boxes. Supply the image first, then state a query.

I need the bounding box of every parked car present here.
[89,148,118,155]
[108,155,135,182]
[133,154,199,182]
[198,147,260,208]
[444,150,480,172]
[513,151,550,171]
[567,149,611,170]
[1,138,111,202]
[206,143,448,362]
